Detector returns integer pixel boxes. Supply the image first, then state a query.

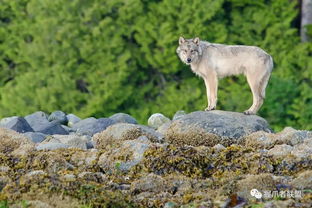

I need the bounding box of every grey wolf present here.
[176,37,273,115]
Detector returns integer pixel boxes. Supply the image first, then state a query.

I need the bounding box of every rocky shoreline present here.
[0,110,311,207]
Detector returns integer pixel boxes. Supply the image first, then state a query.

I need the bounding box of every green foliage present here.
[0,0,311,130]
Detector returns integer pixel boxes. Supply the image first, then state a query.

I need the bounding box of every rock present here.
[72,117,115,136]
[48,110,67,124]
[156,121,172,135]
[244,131,276,149]
[93,123,163,149]
[172,110,186,120]
[212,144,226,152]
[61,125,75,133]
[0,176,11,192]
[277,127,312,146]
[0,116,19,125]
[290,170,312,189]
[165,110,271,147]
[109,113,138,124]
[244,127,312,149]
[98,136,151,172]
[291,139,312,158]
[148,113,171,129]
[43,134,88,150]
[0,128,35,156]
[77,172,107,183]
[36,121,69,135]
[36,142,70,151]
[26,170,46,177]
[24,111,50,131]
[86,140,94,149]
[23,132,47,143]
[267,144,294,158]
[237,174,276,200]
[131,173,170,193]
[164,202,179,208]
[0,117,34,133]
[69,150,98,170]
[263,200,295,208]
[62,174,76,182]
[66,114,81,127]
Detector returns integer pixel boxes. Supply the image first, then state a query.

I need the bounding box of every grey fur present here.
[176,37,273,115]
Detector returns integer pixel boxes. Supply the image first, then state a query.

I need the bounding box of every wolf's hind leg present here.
[244,72,264,115]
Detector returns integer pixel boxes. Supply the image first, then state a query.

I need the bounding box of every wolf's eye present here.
[191,50,194,53]
[184,50,187,53]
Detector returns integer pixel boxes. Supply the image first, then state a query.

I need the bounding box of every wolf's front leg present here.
[204,76,218,111]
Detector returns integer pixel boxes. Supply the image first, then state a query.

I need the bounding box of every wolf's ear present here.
[193,37,200,45]
[179,36,185,45]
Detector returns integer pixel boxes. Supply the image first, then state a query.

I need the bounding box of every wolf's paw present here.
[205,106,216,111]
[243,110,256,115]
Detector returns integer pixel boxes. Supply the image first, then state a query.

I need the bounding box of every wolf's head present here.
[176,37,202,65]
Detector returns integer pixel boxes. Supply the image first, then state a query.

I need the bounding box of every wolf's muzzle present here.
[187,58,192,63]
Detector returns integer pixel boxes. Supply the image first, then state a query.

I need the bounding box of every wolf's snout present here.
[187,58,192,63]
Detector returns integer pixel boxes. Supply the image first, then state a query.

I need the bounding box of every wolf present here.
[176,37,273,115]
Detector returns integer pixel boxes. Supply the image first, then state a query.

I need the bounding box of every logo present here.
[250,189,262,199]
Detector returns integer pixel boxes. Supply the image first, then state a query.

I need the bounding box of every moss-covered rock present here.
[93,123,163,150]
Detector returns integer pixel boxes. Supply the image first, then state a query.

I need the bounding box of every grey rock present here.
[48,110,67,124]
[213,144,226,152]
[157,121,172,135]
[94,123,164,150]
[0,116,19,126]
[166,110,271,142]
[290,170,312,189]
[86,140,94,149]
[148,113,171,129]
[77,172,107,183]
[62,174,76,181]
[72,117,115,136]
[98,136,152,172]
[173,110,186,120]
[268,144,293,158]
[36,121,69,135]
[61,125,75,133]
[36,142,70,151]
[26,170,46,177]
[23,132,47,143]
[109,113,137,124]
[66,114,81,127]
[164,202,179,208]
[24,111,50,131]
[0,117,33,133]
[291,138,312,158]
[43,134,88,150]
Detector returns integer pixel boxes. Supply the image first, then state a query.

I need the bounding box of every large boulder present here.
[93,123,163,149]
[0,128,35,156]
[42,134,89,150]
[36,121,69,135]
[165,110,271,146]
[72,117,115,136]
[24,111,50,131]
[148,113,171,129]
[66,114,81,127]
[48,110,67,125]
[109,113,137,124]
[23,132,47,143]
[0,117,34,133]
[98,136,152,173]
[36,143,70,151]
[244,127,312,149]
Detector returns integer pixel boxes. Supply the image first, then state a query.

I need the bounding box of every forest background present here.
[0,0,311,131]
